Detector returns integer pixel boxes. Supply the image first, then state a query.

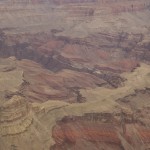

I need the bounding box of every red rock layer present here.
[2,33,142,73]
[18,59,106,103]
[53,122,120,144]
[1,31,149,103]
[51,113,150,150]
[51,117,123,150]
[136,128,150,144]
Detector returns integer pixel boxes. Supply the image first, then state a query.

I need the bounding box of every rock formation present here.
[51,111,150,150]
[0,0,150,150]
[0,95,32,136]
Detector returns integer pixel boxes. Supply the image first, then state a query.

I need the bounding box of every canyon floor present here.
[0,0,150,150]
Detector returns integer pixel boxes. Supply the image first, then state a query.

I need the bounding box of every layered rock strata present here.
[0,95,32,136]
[51,111,150,150]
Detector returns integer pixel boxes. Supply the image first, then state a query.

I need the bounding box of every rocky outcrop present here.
[117,88,150,109]
[0,32,143,72]
[0,32,135,90]
[0,95,32,136]
[1,29,149,91]
[18,59,106,102]
[51,111,150,150]
[51,113,122,150]
[0,1,149,150]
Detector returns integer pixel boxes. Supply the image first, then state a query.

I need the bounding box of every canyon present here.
[0,0,150,150]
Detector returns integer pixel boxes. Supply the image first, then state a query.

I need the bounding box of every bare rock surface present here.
[0,0,150,150]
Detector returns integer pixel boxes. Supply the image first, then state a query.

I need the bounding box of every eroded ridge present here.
[0,95,33,136]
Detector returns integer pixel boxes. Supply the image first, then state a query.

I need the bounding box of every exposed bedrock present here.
[53,0,150,20]
[51,113,126,150]
[51,110,150,150]
[0,31,145,72]
[0,95,32,136]
[19,59,106,102]
[0,1,149,150]
[0,32,146,75]
[117,88,150,126]
[0,29,149,91]
[0,0,149,37]
[0,57,107,103]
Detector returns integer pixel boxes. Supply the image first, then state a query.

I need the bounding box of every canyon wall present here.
[51,110,150,150]
[0,0,150,150]
[0,0,149,35]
